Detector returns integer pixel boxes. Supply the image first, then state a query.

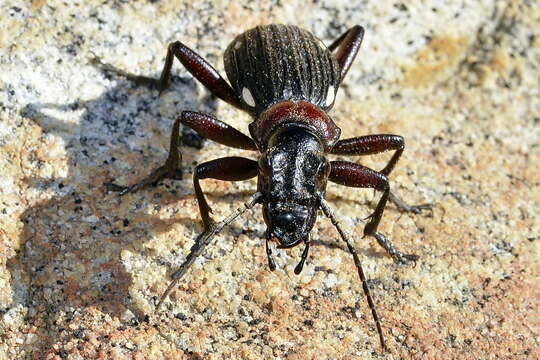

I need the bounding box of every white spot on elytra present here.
[325,85,335,106]
[234,40,242,50]
[242,87,256,107]
[318,38,327,50]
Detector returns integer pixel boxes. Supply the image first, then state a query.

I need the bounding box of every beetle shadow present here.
[7,71,220,355]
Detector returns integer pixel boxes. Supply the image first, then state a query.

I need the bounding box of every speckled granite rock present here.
[1,1,539,359]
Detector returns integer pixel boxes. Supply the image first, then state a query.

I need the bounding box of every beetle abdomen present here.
[224,24,340,113]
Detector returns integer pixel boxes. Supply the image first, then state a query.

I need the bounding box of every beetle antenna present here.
[319,196,388,352]
[156,192,262,311]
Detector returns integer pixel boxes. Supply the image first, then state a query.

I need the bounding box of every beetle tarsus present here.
[389,191,433,214]
[370,231,419,264]
[105,165,180,195]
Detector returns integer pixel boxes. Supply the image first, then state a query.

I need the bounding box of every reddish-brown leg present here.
[331,135,432,213]
[106,111,256,195]
[93,42,242,109]
[181,111,257,150]
[331,134,404,176]
[194,157,258,230]
[327,25,365,82]
[159,41,243,109]
[329,160,418,263]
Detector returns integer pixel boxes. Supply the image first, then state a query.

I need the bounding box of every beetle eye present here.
[317,159,330,177]
[308,152,323,167]
[301,153,325,180]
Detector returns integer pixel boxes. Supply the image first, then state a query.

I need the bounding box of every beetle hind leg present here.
[90,55,160,89]
[159,41,243,109]
[328,25,365,82]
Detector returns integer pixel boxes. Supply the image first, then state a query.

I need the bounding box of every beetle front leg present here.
[159,41,243,109]
[194,157,258,230]
[327,25,365,82]
[331,135,432,213]
[329,161,418,263]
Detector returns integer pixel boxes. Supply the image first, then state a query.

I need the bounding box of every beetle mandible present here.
[107,24,431,351]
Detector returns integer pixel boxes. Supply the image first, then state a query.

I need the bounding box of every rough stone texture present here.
[1,0,539,359]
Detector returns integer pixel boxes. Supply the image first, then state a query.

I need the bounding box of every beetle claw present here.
[394,252,419,265]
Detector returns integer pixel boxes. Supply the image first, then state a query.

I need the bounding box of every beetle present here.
[106,24,431,351]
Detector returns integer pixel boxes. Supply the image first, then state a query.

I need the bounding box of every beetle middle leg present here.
[106,111,257,195]
[329,160,418,263]
[331,134,432,213]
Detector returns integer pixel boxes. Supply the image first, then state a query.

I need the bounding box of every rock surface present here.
[1,1,538,359]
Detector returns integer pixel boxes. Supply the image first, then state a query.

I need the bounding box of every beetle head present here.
[258,127,330,248]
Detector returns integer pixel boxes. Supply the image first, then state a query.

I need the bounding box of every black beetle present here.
[107,24,431,351]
